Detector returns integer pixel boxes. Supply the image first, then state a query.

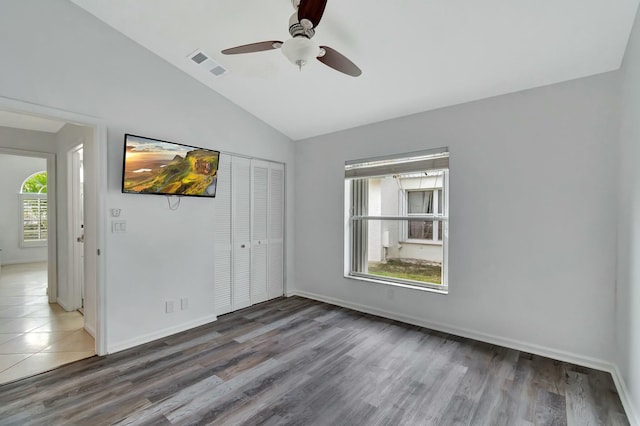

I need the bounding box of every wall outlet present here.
[181,297,188,310]
[166,300,175,313]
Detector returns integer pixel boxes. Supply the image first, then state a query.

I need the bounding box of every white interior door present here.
[268,163,285,299]
[232,156,252,310]
[214,154,233,315]
[70,145,85,312]
[251,160,269,305]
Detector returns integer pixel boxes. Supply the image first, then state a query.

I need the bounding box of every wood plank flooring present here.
[0,296,629,425]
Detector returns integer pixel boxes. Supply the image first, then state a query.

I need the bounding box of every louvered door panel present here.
[214,154,233,315]
[232,156,252,310]
[251,161,269,304]
[268,164,285,299]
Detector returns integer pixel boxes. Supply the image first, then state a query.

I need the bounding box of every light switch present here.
[111,220,127,233]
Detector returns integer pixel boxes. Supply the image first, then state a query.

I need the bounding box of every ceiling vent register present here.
[188,50,228,77]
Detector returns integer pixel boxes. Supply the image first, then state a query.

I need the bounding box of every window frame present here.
[403,188,444,244]
[344,149,449,293]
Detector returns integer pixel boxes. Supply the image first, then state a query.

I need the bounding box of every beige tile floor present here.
[0,262,94,384]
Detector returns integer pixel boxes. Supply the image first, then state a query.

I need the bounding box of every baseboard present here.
[56,297,73,312]
[1,258,48,266]
[84,323,96,339]
[290,290,613,372]
[107,314,218,354]
[610,365,640,426]
[56,297,77,312]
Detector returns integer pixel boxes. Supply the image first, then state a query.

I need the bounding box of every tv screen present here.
[122,134,220,197]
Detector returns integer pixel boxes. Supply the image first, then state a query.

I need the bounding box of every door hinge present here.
[97,249,101,256]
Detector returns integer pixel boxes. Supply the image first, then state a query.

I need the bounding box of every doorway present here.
[0,97,106,361]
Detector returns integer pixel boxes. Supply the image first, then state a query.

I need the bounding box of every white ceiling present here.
[69,0,639,140]
[0,110,66,133]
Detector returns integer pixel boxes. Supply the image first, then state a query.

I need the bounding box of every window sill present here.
[20,241,47,248]
[345,273,448,295]
[400,239,443,246]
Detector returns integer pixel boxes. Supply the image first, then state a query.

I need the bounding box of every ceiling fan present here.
[221,0,362,77]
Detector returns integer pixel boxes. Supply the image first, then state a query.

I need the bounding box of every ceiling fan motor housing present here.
[288,13,315,39]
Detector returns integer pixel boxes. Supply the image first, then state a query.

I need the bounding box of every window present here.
[406,189,443,242]
[345,149,449,292]
[20,171,48,247]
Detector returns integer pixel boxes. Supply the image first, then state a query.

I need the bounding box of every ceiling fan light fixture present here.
[281,37,319,70]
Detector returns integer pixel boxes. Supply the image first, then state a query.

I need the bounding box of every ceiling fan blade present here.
[298,0,328,29]
[317,46,362,77]
[221,41,283,55]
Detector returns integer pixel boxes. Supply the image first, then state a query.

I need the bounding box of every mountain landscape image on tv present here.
[122,134,220,197]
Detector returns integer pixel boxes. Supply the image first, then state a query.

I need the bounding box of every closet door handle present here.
[241,244,246,248]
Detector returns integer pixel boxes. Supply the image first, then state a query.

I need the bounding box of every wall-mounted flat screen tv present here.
[122,134,220,197]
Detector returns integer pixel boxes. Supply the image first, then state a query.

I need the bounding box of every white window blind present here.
[345,148,449,179]
[21,194,48,245]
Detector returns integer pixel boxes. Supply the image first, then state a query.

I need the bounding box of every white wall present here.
[0,146,48,264]
[295,72,620,366]
[0,0,294,352]
[616,6,640,424]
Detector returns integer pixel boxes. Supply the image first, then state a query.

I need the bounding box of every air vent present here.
[191,52,208,64]
[210,66,226,76]
[187,49,228,77]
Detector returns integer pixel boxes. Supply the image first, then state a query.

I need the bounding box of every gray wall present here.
[0,139,49,264]
[295,72,620,366]
[617,6,640,424]
[0,0,294,352]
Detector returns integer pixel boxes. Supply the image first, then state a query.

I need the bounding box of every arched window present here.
[20,171,48,246]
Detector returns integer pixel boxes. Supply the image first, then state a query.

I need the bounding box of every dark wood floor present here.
[0,296,629,425]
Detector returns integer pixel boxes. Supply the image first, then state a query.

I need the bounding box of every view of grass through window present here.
[368,260,442,285]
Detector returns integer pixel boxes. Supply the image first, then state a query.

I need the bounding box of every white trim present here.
[84,323,96,339]
[0,96,108,356]
[610,365,640,426]
[95,123,107,356]
[345,273,448,294]
[0,258,48,266]
[289,290,614,372]
[107,314,218,354]
[67,143,84,312]
[56,297,73,312]
[401,239,444,246]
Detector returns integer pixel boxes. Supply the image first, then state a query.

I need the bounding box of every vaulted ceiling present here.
[70,0,639,140]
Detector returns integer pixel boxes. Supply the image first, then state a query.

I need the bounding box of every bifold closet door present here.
[214,155,284,315]
[268,163,284,299]
[232,156,252,311]
[213,154,233,315]
[251,160,269,305]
